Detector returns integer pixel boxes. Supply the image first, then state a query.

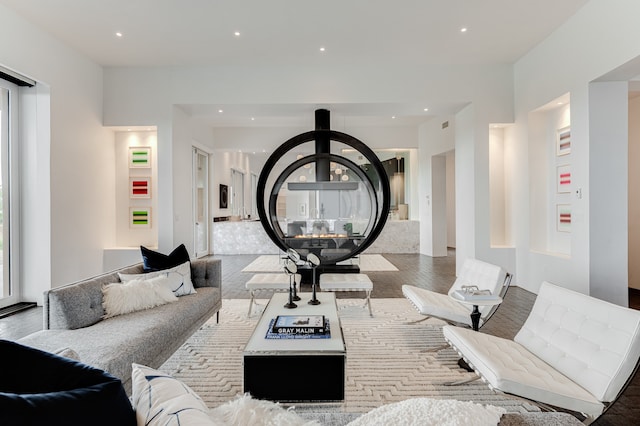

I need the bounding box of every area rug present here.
[159,298,539,415]
[241,254,399,272]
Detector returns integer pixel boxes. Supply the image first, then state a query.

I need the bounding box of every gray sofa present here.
[18,257,222,393]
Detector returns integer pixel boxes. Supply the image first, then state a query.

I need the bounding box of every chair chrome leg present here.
[443,375,481,386]
[405,316,432,325]
[421,343,450,353]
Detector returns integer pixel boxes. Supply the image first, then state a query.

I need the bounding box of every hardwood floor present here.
[0,251,636,424]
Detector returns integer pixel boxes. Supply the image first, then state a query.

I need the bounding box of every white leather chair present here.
[402,258,511,329]
[443,281,640,424]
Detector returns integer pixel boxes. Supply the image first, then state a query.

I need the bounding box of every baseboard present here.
[0,302,37,319]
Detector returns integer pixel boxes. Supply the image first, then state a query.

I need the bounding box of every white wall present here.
[512,0,640,301]
[629,95,640,290]
[1,4,115,303]
[418,117,455,257]
[103,62,514,259]
[588,81,628,305]
[446,150,456,248]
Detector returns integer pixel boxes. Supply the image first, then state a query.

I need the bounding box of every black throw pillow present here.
[0,340,135,426]
[140,244,190,272]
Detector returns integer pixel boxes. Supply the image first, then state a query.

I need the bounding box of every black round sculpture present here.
[257,109,390,266]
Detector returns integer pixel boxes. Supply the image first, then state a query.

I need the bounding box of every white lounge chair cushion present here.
[442,325,604,416]
[403,285,474,327]
[514,282,640,403]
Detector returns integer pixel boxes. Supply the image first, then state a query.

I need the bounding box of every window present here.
[0,78,18,308]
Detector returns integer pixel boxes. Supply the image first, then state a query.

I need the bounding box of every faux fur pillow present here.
[209,394,319,426]
[102,275,178,318]
[345,398,505,426]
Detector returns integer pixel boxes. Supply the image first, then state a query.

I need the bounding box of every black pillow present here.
[0,340,135,426]
[140,244,190,272]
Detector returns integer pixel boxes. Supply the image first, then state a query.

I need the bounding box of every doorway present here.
[193,148,210,258]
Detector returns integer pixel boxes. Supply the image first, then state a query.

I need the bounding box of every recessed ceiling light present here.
[251,117,255,121]
[319,47,326,52]
[423,108,429,112]
[218,109,223,113]
[116,32,123,37]
[460,27,468,33]
[234,31,241,37]
[392,116,396,119]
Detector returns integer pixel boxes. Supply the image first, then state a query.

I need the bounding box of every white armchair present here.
[402,258,511,329]
[443,281,640,424]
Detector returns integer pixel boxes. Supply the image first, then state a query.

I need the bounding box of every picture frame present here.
[556,164,571,193]
[219,184,228,209]
[130,207,151,228]
[129,146,151,168]
[557,204,571,233]
[556,126,571,156]
[130,177,151,198]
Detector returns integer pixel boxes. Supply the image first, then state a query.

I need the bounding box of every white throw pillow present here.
[345,398,505,426]
[119,260,196,296]
[209,393,319,426]
[102,275,178,319]
[131,364,215,426]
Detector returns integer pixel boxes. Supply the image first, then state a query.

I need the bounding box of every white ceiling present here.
[1,0,589,127]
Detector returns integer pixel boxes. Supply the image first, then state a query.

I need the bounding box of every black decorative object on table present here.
[286,248,302,301]
[307,253,321,305]
[283,259,298,309]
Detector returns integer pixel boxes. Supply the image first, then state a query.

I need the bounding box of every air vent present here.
[442,121,449,129]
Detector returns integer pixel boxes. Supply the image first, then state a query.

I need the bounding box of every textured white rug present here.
[160,298,539,415]
[241,254,399,272]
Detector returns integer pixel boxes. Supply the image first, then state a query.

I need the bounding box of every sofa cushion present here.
[119,261,196,296]
[102,275,178,318]
[0,340,135,426]
[141,244,190,272]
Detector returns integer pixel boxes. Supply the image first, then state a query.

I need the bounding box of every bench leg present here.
[216,311,219,324]
[247,292,255,317]
[365,290,372,317]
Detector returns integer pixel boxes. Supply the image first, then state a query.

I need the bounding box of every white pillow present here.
[119,261,196,296]
[102,275,178,319]
[131,364,215,426]
[345,398,505,426]
[209,393,319,426]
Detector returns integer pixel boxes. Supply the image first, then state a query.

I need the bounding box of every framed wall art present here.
[129,146,151,168]
[219,184,228,209]
[557,204,571,233]
[556,165,571,193]
[556,126,571,156]
[130,177,151,198]
[130,207,151,228]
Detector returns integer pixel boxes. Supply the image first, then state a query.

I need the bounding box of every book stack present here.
[452,287,497,301]
[271,315,326,335]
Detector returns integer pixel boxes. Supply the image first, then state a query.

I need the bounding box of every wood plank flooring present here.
[0,251,636,424]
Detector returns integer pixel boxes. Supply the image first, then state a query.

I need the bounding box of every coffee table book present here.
[272,315,325,334]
